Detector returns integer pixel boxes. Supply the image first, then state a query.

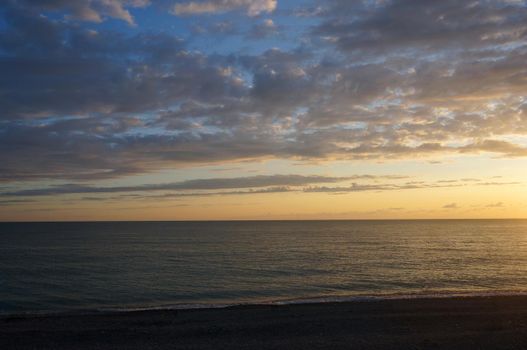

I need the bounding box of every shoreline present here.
[3,289,527,318]
[3,295,527,349]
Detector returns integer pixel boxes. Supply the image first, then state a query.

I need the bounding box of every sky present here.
[1,0,527,221]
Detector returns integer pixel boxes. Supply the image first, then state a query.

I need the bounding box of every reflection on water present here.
[1,220,527,314]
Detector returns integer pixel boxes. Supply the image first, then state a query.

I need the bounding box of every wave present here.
[4,289,527,318]
[269,289,527,305]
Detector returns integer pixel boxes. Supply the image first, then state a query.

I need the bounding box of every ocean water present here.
[1,220,527,314]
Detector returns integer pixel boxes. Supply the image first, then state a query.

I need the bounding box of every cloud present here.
[460,140,527,157]
[1,176,519,201]
[316,0,527,54]
[0,174,354,197]
[0,199,36,206]
[443,203,459,209]
[173,0,277,16]
[303,178,520,194]
[1,1,527,183]
[486,202,505,208]
[248,18,279,38]
[15,0,150,25]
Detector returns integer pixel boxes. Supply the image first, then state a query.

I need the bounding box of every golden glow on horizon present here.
[2,180,525,221]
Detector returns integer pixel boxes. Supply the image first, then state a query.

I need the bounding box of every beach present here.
[2,295,527,349]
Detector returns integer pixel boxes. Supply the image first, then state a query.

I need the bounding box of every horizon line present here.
[1,218,526,224]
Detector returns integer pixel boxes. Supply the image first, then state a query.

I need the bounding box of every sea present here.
[1,220,527,315]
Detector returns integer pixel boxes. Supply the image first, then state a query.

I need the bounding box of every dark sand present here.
[3,296,527,349]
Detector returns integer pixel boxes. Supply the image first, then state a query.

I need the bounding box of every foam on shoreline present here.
[4,289,527,318]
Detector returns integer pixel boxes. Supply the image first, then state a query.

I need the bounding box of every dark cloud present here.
[0,199,36,206]
[0,6,238,119]
[0,174,354,197]
[317,0,527,55]
[13,0,150,25]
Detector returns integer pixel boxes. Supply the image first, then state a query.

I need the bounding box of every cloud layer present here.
[0,174,519,203]
[1,0,527,183]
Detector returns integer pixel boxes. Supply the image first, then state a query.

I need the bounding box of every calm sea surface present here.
[1,220,527,314]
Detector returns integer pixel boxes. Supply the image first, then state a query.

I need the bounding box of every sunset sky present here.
[1,0,527,221]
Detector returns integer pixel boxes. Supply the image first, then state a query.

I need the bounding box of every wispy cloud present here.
[0,176,519,202]
[0,174,356,197]
[486,202,505,208]
[304,179,520,194]
[173,0,277,16]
